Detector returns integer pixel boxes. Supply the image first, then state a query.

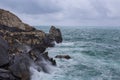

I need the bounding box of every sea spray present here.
[30,27,120,80]
[30,58,61,80]
[16,44,58,80]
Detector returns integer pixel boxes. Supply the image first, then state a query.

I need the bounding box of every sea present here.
[30,26,120,80]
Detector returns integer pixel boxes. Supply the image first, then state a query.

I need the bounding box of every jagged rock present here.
[49,26,63,43]
[49,58,56,65]
[9,54,31,80]
[0,9,35,31]
[0,9,63,80]
[43,34,55,47]
[0,24,62,55]
[42,52,56,66]
[0,68,9,79]
[0,25,62,53]
[0,68,16,80]
[55,55,71,59]
[0,36,9,67]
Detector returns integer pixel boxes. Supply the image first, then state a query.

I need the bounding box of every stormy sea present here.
[31,26,120,80]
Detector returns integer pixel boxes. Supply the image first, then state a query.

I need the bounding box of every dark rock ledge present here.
[0,9,62,80]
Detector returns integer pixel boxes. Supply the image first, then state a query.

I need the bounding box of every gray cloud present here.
[0,0,62,14]
[0,0,120,26]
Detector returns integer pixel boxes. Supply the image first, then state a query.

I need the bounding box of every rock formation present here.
[49,26,63,43]
[0,9,62,80]
[55,55,71,59]
[0,9,35,31]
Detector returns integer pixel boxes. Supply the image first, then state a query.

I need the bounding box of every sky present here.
[0,0,120,26]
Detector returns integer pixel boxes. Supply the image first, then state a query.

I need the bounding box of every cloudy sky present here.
[0,0,120,26]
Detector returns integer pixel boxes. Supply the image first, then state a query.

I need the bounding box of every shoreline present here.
[0,9,62,80]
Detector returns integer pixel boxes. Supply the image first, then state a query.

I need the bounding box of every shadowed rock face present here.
[49,26,63,43]
[9,54,31,80]
[0,36,9,67]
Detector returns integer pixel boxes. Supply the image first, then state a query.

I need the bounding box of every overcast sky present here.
[0,0,120,26]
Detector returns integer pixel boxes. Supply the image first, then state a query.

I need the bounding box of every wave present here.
[30,64,62,80]
[55,42,75,47]
[33,27,120,80]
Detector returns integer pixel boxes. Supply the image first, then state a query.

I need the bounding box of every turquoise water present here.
[32,26,120,80]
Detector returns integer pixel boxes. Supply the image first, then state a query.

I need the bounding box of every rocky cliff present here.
[0,9,35,31]
[0,9,62,80]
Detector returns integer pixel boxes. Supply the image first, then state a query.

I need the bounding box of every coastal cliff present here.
[0,9,62,80]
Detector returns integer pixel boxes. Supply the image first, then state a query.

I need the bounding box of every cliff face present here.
[0,9,62,80]
[0,9,35,31]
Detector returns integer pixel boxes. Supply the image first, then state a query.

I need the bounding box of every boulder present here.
[9,54,31,80]
[0,68,9,79]
[55,55,71,59]
[0,36,9,67]
[49,26,63,43]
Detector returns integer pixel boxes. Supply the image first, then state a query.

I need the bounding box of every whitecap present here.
[55,42,74,47]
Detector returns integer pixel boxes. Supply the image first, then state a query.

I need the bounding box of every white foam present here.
[30,65,63,80]
[30,67,53,80]
[55,42,74,47]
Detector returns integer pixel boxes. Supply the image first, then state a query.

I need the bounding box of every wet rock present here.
[0,36,9,67]
[49,26,63,43]
[0,68,9,79]
[35,57,51,73]
[49,58,56,66]
[55,55,71,59]
[41,52,56,66]
[33,52,56,73]
[9,54,31,80]
[0,68,16,80]
[43,34,55,47]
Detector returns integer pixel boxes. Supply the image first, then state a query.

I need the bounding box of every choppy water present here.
[31,26,120,80]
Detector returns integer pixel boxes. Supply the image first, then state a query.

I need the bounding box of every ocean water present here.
[31,26,120,80]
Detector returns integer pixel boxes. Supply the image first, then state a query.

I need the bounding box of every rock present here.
[0,9,35,31]
[0,25,63,55]
[28,49,40,61]
[33,52,56,73]
[55,55,71,59]
[0,36,9,67]
[49,58,56,65]
[49,26,63,43]
[0,68,9,79]
[9,54,31,80]
[0,8,63,80]
[0,68,16,80]
[43,34,55,47]
[42,52,56,66]
[0,24,61,54]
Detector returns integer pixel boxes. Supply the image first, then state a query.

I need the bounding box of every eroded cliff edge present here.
[0,9,62,80]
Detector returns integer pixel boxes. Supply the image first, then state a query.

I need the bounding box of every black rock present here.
[49,26,63,43]
[0,36,9,67]
[0,68,9,79]
[55,55,71,59]
[9,54,31,80]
